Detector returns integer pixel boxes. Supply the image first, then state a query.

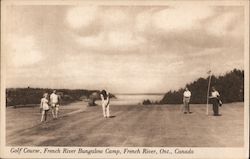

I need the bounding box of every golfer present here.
[209,87,221,116]
[50,90,60,119]
[100,90,110,118]
[183,87,191,114]
[40,93,50,122]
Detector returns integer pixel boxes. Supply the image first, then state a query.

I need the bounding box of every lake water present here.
[110,94,164,106]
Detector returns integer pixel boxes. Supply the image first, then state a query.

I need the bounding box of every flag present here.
[207,70,211,74]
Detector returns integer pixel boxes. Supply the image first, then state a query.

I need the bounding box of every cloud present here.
[151,5,214,32]
[135,10,153,32]
[67,6,146,51]
[4,5,245,93]
[75,30,146,51]
[102,8,130,28]
[70,5,243,55]
[207,11,243,36]
[6,34,43,67]
[66,6,98,29]
[107,31,145,49]
[134,5,214,34]
[188,48,221,57]
[76,33,104,48]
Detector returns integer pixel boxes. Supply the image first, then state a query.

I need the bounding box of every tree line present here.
[6,88,115,106]
[160,69,244,104]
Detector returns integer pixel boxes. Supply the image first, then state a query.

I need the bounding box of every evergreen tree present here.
[160,69,244,104]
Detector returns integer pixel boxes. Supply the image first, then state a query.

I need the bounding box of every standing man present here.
[100,90,110,118]
[50,90,60,119]
[209,87,221,116]
[183,87,191,114]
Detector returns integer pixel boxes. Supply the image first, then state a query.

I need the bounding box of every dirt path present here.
[6,102,244,147]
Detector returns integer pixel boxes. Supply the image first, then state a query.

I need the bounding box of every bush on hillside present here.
[160,69,244,104]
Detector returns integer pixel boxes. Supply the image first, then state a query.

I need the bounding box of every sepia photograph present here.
[1,0,249,158]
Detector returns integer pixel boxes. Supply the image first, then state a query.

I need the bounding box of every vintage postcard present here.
[1,0,249,158]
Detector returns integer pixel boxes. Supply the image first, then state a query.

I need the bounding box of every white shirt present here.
[183,90,191,98]
[211,91,220,98]
[50,93,59,103]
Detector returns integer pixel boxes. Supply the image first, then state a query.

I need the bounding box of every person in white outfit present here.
[100,90,110,118]
[50,90,60,119]
[183,87,191,114]
[40,93,50,122]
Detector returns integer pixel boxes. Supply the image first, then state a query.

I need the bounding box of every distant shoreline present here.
[115,93,165,95]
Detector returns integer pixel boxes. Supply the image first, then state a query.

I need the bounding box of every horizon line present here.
[6,87,166,94]
[114,93,165,95]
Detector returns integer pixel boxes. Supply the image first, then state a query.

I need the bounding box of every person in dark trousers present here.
[209,87,222,116]
[183,87,191,114]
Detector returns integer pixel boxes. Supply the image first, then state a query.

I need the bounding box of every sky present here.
[3,4,245,93]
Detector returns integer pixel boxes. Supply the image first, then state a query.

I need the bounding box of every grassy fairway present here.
[6,102,244,147]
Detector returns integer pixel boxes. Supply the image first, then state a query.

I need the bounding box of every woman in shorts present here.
[40,93,50,122]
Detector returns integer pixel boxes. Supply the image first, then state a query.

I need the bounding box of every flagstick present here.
[206,73,212,115]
